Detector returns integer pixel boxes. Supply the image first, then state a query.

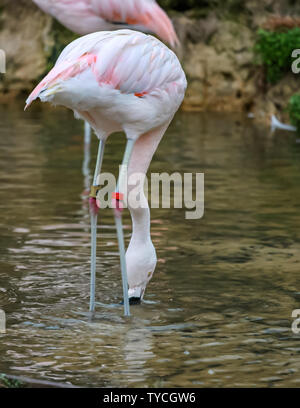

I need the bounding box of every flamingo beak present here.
[129,297,141,305]
[121,297,141,306]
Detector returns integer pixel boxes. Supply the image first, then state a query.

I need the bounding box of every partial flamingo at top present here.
[32,0,179,47]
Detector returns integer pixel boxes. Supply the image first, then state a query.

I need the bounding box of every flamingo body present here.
[26,30,186,137]
[32,0,179,47]
[26,30,187,303]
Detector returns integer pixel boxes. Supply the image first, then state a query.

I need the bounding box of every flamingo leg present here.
[89,139,105,312]
[82,133,91,194]
[113,138,136,317]
[84,121,91,145]
[82,121,92,193]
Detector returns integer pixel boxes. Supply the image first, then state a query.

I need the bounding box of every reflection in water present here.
[0,101,300,387]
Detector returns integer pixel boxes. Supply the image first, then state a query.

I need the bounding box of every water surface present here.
[0,102,300,387]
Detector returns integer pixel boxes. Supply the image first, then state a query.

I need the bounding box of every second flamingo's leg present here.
[112,138,136,317]
[84,121,91,145]
[89,139,105,312]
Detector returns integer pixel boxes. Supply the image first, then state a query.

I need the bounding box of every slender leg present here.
[90,212,97,312]
[82,121,92,193]
[112,139,136,317]
[84,121,91,145]
[89,139,105,312]
[82,134,91,194]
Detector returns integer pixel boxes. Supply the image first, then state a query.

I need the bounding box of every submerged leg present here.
[113,139,136,317]
[89,139,105,312]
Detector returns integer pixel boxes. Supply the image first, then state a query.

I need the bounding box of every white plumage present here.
[27,30,186,138]
[33,0,179,47]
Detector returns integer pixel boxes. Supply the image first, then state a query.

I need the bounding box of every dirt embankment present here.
[0,0,299,124]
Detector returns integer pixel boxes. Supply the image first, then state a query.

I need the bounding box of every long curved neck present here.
[125,124,172,297]
[129,193,151,244]
[126,123,170,243]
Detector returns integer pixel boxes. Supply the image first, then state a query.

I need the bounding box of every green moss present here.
[288,94,300,133]
[0,374,23,388]
[254,28,300,84]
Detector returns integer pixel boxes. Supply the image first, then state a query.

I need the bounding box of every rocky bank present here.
[0,0,300,124]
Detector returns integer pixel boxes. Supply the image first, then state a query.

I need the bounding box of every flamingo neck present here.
[129,205,151,245]
[126,191,156,299]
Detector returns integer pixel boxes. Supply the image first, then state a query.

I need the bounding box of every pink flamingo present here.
[32,0,179,47]
[25,30,187,316]
[32,0,179,154]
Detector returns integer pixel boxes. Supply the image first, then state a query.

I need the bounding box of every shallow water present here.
[0,101,300,387]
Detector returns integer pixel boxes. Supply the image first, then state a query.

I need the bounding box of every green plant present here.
[254,28,300,83]
[0,374,23,388]
[288,94,300,133]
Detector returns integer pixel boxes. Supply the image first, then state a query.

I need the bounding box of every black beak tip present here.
[120,297,141,306]
[129,297,141,305]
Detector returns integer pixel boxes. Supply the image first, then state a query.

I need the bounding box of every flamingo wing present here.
[90,0,179,47]
[33,0,178,47]
[26,31,186,109]
[33,0,93,18]
[33,0,110,34]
